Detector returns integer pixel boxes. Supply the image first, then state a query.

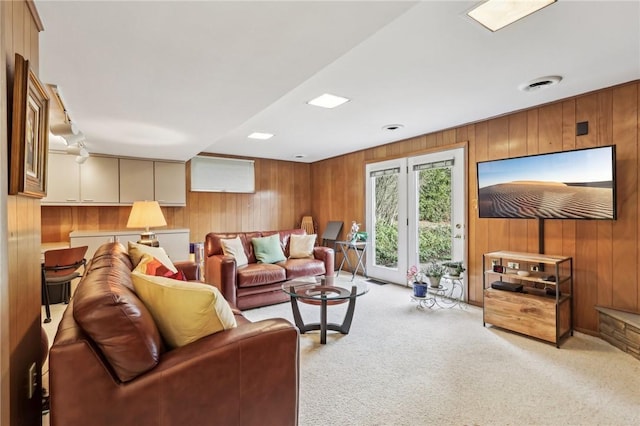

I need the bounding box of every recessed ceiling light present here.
[307,93,350,109]
[248,132,274,140]
[382,124,404,131]
[294,154,306,159]
[518,75,562,92]
[468,0,556,32]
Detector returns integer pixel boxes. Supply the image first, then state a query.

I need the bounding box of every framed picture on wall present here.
[9,53,49,198]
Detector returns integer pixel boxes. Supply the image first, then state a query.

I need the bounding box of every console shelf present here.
[482,251,573,347]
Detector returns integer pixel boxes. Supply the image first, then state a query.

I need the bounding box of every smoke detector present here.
[519,76,562,92]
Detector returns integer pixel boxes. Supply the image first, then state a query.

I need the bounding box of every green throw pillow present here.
[251,234,286,264]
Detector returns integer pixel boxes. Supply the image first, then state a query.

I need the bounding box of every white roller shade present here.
[190,156,255,193]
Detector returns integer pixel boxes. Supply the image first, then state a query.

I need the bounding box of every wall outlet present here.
[507,262,519,270]
[27,362,37,399]
[531,265,540,272]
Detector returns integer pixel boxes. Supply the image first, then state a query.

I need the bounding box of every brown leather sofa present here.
[49,242,299,426]
[205,229,334,310]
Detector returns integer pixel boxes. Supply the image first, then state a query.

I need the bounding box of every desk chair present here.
[42,246,88,323]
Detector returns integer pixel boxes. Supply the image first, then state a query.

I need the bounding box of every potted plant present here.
[443,261,466,277]
[424,261,447,287]
[407,265,428,297]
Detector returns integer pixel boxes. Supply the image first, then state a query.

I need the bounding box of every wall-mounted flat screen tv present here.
[477,145,616,220]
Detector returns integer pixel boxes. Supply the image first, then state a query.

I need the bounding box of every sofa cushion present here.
[128,241,177,273]
[289,234,316,259]
[251,234,286,264]
[132,272,237,348]
[73,243,163,383]
[220,236,249,267]
[283,258,327,279]
[237,263,287,288]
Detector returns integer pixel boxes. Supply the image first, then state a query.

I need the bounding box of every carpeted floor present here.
[244,279,640,426]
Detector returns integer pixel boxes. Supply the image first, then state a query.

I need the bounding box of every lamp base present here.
[137,232,160,247]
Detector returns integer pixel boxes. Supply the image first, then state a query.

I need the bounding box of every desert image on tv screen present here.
[477,147,615,220]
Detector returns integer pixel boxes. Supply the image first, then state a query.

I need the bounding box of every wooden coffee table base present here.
[288,285,358,344]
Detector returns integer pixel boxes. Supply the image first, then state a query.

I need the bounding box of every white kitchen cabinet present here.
[44,152,185,206]
[154,161,186,206]
[80,156,120,203]
[120,158,154,203]
[42,152,81,203]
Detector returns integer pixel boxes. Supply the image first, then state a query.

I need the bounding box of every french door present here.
[365,148,466,286]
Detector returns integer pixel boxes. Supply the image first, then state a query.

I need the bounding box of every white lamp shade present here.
[126,201,167,230]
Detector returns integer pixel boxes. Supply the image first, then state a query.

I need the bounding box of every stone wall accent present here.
[596,306,640,361]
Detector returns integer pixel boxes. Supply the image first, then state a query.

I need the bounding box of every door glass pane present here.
[417,167,452,264]
[373,173,399,268]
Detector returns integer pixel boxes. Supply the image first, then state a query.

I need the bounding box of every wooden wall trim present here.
[363,141,468,165]
[1,2,11,424]
[25,1,43,32]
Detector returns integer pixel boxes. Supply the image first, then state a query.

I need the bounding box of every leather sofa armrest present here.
[205,254,238,305]
[313,246,335,274]
[156,319,299,425]
[173,260,199,281]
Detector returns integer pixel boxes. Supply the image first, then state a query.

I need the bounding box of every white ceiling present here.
[36,1,640,163]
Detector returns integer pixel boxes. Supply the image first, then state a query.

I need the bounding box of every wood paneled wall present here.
[42,82,639,336]
[310,81,639,334]
[1,1,44,425]
[41,157,313,244]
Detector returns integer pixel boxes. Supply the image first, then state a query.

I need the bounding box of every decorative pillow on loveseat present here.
[289,234,316,259]
[131,272,237,348]
[220,236,249,267]
[251,234,286,264]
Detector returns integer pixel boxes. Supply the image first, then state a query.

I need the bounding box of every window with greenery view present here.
[374,167,452,268]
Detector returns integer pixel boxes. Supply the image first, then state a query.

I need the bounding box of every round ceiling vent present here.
[519,75,562,92]
[382,124,404,131]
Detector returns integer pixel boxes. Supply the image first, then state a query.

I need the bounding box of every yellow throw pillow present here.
[289,234,317,259]
[128,241,177,273]
[131,272,237,348]
[220,236,249,267]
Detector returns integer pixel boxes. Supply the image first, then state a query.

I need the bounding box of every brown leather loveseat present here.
[205,229,334,310]
[49,242,299,426]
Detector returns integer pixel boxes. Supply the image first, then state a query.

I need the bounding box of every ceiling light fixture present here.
[518,75,562,92]
[307,93,350,109]
[248,132,274,140]
[66,141,90,164]
[467,0,556,32]
[382,124,404,131]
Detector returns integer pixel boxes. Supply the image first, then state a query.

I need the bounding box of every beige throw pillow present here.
[220,236,249,267]
[131,272,237,348]
[289,234,316,259]
[128,241,177,273]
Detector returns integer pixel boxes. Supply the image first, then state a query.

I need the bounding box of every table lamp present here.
[126,201,167,247]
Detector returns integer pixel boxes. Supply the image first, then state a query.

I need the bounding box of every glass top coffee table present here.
[282,275,368,344]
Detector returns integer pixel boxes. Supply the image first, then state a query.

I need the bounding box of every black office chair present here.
[42,246,88,323]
